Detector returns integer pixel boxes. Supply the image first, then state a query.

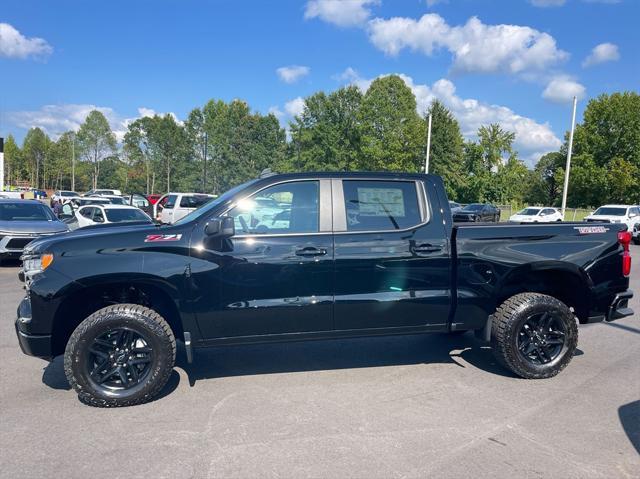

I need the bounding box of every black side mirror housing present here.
[205,216,235,237]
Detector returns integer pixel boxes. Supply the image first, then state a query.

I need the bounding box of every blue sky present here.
[1,0,638,164]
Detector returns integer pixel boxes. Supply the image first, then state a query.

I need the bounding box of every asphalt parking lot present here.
[1,248,639,479]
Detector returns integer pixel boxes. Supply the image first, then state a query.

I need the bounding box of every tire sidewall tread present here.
[64,304,176,407]
[491,293,578,379]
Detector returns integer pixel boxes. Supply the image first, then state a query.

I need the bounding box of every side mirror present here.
[205,216,235,237]
[94,216,105,223]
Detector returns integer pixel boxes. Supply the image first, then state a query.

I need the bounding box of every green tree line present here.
[3,76,639,206]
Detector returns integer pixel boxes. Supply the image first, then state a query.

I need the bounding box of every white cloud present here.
[529,0,566,7]
[339,70,562,164]
[542,76,586,103]
[276,65,310,83]
[0,23,53,59]
[367,14,568,75]
[284,97,306,118]
[7,104,181,142]
[305,0,379,27]
[267,106,285,119]
[582,42,620,67]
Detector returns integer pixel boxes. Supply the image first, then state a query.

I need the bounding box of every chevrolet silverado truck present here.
[15,172,634,407]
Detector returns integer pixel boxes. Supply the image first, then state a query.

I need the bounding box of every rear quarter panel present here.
[452,223,629,329]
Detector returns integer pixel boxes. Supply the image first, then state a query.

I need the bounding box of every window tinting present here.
[105,208,150,223]
[0,203,55,221]
[342,180,422,232]
[80,207,94,218]
[593,207,626,216]
[228,181,319,235]
[180,195,212,208]
[163,195,177,209]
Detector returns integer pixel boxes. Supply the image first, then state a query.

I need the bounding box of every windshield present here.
[61,191,78,197]
[105,208,151,223]
[462,204,484,212]
[107,197,127,205]
[517,208,541,216]
[593,207,627,216]
[0,202,56,221]
[173,179,260,226]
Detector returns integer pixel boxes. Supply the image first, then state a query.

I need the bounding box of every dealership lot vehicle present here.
[448,200,462,213]
[61,203,154,230]
[14,172,633,408]
[0,199,68,262]
[84,188,123,196]
[453,202,500,222]
[124,193,153,216]
[67,197,111,208]
[51,190,81,206]
[154,192,215,224]
[85,193,128,205]
[509,207,563,223]
[146,193,162,205]
[584,204,639,232]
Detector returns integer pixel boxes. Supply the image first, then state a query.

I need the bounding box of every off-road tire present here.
[491,293,578,379]
[64,304,176,407]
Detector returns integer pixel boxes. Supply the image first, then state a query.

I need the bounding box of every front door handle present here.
[295,247,327,257]
[412,244,443,254]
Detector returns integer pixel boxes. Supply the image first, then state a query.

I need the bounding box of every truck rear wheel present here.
[491,293,577,379]
[64,304,176,407]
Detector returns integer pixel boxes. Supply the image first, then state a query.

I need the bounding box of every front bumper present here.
[607,290,634,322]
[15,296,53,360]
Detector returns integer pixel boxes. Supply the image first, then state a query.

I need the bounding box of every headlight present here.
[22,253,54,278]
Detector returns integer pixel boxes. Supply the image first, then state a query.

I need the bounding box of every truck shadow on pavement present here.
[176,333,528,387]
[41,333,585,400]
[619,400,640,455]
[41,357,181,402]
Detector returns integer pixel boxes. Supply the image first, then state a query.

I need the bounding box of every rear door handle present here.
[295,247,327,257]
[412,244,443,254]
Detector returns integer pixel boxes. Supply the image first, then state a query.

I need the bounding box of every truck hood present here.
[23,222,163,255]
[0,219,69,235]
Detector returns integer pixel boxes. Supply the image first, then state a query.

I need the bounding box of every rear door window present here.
[180,195,211,208]
[341,180,422,232]
[92,208,105,222]
[163,195,177,209]
[80,207,95,219]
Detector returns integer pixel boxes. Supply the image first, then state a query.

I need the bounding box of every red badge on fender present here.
[144,234,183,242]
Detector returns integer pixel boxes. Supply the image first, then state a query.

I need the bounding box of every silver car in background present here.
[0,199,69,263]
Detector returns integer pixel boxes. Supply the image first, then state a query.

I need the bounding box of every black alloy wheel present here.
[65,304,176,407]
[516,312,566,365]
[491,292,578,379]
[85,328,154,391]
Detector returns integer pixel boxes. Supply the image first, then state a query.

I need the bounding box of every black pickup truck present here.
[15,172,634,407]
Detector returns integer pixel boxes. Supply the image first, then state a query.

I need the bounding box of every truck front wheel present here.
[491,293,578,379]
[64,304,176,407]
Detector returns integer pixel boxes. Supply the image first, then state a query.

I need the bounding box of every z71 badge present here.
[144,234,183,242]
[574,226,609,234]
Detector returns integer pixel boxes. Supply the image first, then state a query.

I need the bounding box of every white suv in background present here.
[584,205,639,238]
[509,207,563,223]
[154,193,215,224]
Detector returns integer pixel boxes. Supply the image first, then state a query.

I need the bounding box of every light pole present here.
[424,114,432,174]
[560,96,578,217]
[71,131,76,192]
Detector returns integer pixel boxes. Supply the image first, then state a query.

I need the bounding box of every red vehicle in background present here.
[146,194,162,205]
